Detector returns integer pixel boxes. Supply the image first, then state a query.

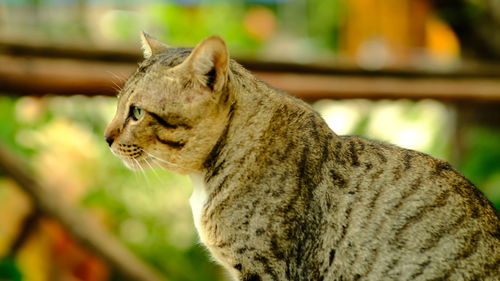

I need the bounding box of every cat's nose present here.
[105,136,114,147]
[104,119,120,147]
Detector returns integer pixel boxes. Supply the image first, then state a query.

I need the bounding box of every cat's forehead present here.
[118,47,192,100]
[141,47,193,70]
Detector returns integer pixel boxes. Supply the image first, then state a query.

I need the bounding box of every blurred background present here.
[0,0,499,280]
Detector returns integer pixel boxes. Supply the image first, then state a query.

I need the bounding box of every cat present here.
[104,33,500,281]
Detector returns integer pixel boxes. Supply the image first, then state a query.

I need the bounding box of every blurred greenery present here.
[147,1,258,51]
[307,0,344,52]
[459,127,500,210]
[313,99,453,160]
[3,0,461,66]
[0,256,22,281]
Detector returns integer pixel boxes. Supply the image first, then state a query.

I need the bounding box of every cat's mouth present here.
[115,143,143,158]
[112,143,155,171]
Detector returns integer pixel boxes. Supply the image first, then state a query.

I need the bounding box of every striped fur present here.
[105,35,500,281]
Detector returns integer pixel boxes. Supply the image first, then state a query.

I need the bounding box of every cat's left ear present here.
[140,32,170,59]
[178,35,229,93]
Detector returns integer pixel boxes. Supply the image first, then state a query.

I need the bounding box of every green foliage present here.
[307,0,345,51]
[0,97,19,151]
[146,1,259,55]
[0,256,22,281]
[314,99,453,161]
[459,127,500,210]
[460,127,500,182]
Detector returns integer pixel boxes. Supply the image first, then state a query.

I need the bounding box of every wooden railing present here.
[2,41,500,102]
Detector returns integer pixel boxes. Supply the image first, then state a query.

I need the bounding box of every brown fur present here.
[105,33,500,281]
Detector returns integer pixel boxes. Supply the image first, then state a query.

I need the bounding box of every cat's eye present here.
[130,106,144,121]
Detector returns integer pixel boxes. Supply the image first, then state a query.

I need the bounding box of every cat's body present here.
[105,33,500,281]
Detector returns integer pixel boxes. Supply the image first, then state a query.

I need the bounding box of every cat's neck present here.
[201,67,336,188]
[202,74,276,183]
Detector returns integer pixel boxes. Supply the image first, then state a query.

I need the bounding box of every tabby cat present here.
[104,33,500,281]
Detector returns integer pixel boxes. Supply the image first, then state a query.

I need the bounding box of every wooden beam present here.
[0,55,134,96]
[2,53,500,102]
[255,72,500,102]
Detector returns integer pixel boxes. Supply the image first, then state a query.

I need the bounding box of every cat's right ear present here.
[176,35,229,93]
[140,32,170,59]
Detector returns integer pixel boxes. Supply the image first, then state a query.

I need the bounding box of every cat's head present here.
[104,33,233,174]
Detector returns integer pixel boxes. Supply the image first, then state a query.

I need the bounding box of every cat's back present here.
[329,135,500,280]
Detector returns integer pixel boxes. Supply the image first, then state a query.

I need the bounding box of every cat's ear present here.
[178,35,229,92]
[140,32,170,59]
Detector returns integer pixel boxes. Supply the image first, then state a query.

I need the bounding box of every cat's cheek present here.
[153,155,192,174]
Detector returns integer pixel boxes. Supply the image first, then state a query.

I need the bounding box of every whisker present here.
[107,71,125,94]
[133,158,151,187]
[143,156,155,169]
[130,160,141,186]
[139,158,159,196]
[107,70,127,81]
[139,147,194,173]
[143,157,163,183]
[111,82,122,92]
[110,79,123,92]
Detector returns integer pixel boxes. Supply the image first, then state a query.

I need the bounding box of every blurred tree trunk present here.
[433,0,500,61]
